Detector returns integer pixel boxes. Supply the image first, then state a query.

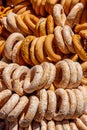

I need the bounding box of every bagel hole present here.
[12,41,19,50]
[56,96,62,112]
[30,68,36,82]
[20,73,27,81]
[56,68,62,83]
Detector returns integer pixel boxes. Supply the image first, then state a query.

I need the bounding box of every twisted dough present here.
[53,59,83,89]
[0,86,86,128]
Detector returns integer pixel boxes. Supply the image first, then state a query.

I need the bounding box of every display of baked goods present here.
[0,0,87,129]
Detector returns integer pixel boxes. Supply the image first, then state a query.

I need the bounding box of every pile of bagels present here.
[0,0,87,129]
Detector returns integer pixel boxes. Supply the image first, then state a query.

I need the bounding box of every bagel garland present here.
[0,0,87,129]
[0,86,86,128]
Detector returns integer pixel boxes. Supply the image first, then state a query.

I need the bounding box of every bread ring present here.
[45,90,57,120]
[54,60,70,89]
[0,89,12,108]
[75,118,87,130]
[79,29,87,39]
[66,89,77,119]
[39,18,47,36]
[74,62,83,87]
[16,14,32,35]
[30,38,40,65]
[34,89,47,122]
[54,88,69,121]
[19,96,39,128]
[23,65,43,93]
[54,26,70,54]
[64,59,77,88]
[41,120,47,130]
[73,89,84,117]
[70,121,79,130]
[16,7,28,15]
[0,61,8,74]
[1,17,15,33]
[62,25,75,53]
[44,34,62,62]
[12,66,29,96]
[7,96,29,122]
[2,63,19,90]
[45,63,56,89]
[4,32,24,60]
[35,18,44,36]
[24,13,39,32]
[74,23,87,33]
[53,4,66,26]
[35,36,48,63]
[13,4,27,14]
[38,62,50,89]
[0,94,19,119]
[65,3,84,28]
[78,86,87,114]
[47,120,56,130]
[21,36,36,65]
[12,40,26,65]
[46,15,54,35]
[81,62,87,85]
[56,121,63,130]
[0,79,7,92]
[80,114,87,126]
[62,120,71,130]
[6,12,20,32]
[72,34,87,61]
